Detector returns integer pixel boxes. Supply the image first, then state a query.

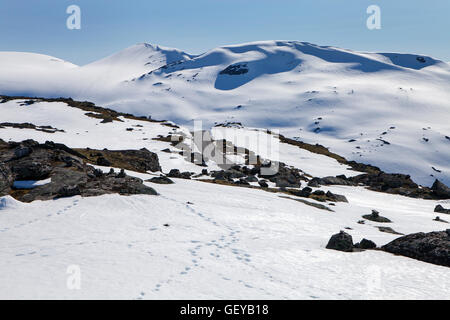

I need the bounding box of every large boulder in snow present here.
[434,205,450,214]
[326,231,354,252]
[354,238,377,249]
[431,180,450,199]
[382,230,450,267]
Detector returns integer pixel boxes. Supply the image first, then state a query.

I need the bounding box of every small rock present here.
[434,216,448,223]
[434,204,450,214]
[326,191,348,203]
[363,210,391,223]
[358,238,377,249]
[377,226,403,235]
[149,176,174,184]
[117,169,126,178]
[326,231,354,252]
[245,175,258,183]
[312,190,325,196]
[167,169,181,178]
[258,180,269,188]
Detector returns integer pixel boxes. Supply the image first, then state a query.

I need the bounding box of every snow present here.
[1,41,449,186]
[0,196,25,211]
[13,178,51,189]
[0,179,448,299]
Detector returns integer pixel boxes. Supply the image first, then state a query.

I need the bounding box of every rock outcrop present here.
[0,139,159,202]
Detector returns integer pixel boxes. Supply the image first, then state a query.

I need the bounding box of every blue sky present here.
[0,0,448,65]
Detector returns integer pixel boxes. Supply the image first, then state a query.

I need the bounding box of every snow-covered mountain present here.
[1,40,449,187]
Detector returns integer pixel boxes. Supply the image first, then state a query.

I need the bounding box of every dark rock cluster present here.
[304,171,450,200]
[219,63,249,75]
[77,147,161,173]
[326,231,377,252]
[0,139,158,202]
[210,163,306,188]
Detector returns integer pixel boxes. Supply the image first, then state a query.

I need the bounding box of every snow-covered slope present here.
[0,97,449,300]
[1,179,449,299]
[0,52,77,97]
[1,41,449,186]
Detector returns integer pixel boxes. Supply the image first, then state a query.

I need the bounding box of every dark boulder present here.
[225,168,245,179]
[245,175,258,183]
[167,169,181,178]
[355,238,377,249]
[432,180,450,199]
[326,191,348,203]
[167,169,192,179]
[149,176,174,184]
[13,146,32,159]
[382,230,450,267]
[326,231,354,252]
[96,156,111,166]
[288,187,312,198]
[312,190,325,196]
[180,172,192,179]
[235,179,250,186]
[363,210,391,223]
[434,216,448,223]
[307,178,321,188]
[275,176,300,188]
[377,226,403,235]
[258,180,268,188]
[11,159,53,180]
[434,205,450,214]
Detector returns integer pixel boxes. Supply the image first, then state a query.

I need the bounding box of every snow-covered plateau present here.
[0,41,449,300]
